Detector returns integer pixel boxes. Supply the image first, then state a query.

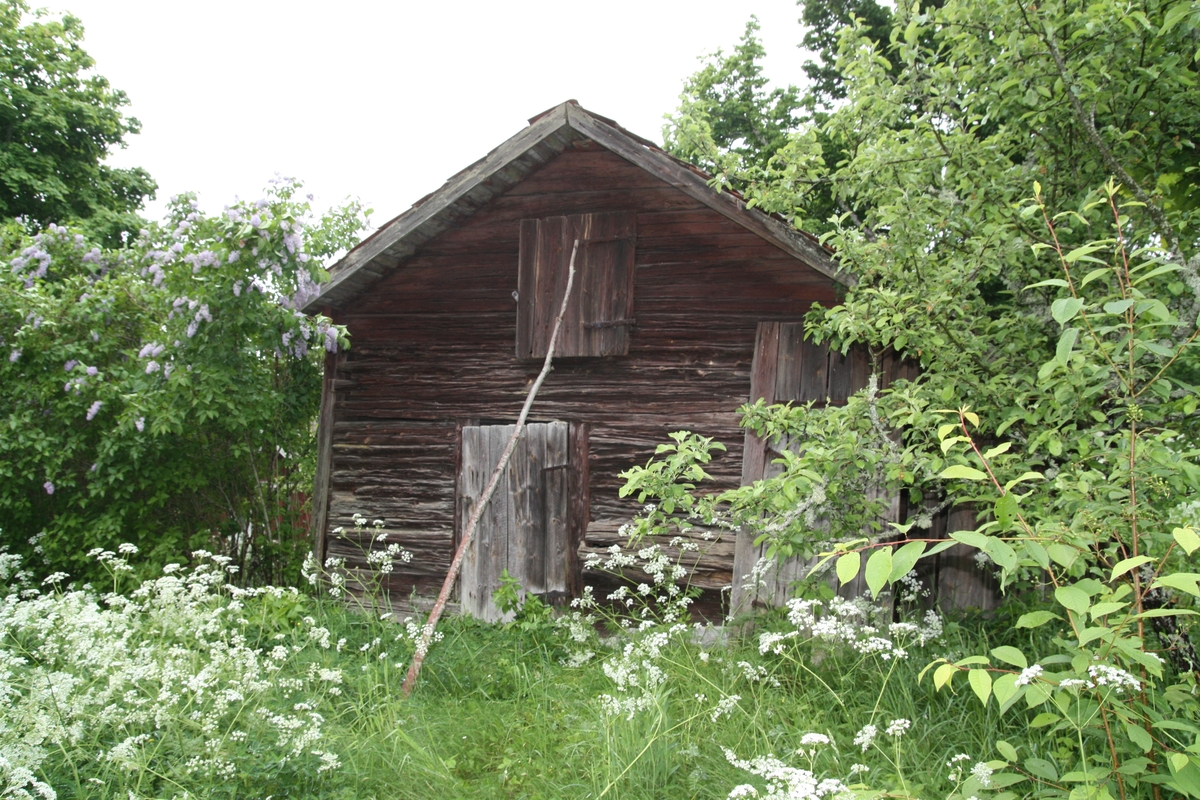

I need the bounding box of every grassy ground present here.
[3,554,1038,800]
[306,602,1025,800]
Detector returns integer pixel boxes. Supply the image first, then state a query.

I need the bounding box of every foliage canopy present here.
[651,0,1200,795]
[0,0,155,245]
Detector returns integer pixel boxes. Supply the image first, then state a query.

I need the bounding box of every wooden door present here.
[731,323,878,615]
[458,421,570,621]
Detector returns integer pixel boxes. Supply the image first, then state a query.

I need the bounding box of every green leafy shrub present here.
[0,181,369,584]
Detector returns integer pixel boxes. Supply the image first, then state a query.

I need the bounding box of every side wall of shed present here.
[320,141,839,610]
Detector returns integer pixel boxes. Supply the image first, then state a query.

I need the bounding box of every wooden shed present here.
[302,101,970,620]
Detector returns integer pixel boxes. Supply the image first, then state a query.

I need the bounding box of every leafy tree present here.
[643,0,1200,794]
[663,17,804,177]
[0,0,155,245]
[799,0,895,106]
[0,181,369,584]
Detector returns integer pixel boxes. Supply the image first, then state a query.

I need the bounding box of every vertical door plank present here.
[543,421,570,598]
[519,425,546,595]
[458,426,484,618]
[566,421,591,599]
[528,217,567,358]
[493,425,517,621]
[311,349,342,563]
[826,347,854,404]
[796,334,829,403]
[516,220,538,358]
[849,346,873,395]
[934,505,1000,611]
[573,211,637,357]
[775,322,806,402]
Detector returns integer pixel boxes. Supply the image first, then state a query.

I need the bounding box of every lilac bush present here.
[0,180,369,584]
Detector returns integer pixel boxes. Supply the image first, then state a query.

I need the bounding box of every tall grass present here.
[2,540,1037,800]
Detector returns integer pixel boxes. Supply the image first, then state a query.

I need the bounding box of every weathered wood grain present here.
[319,140,848,613]
[459,423,571,621]
[311,350,342,562]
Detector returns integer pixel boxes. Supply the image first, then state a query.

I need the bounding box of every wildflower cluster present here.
[757,595,943,662]
[723,746,848,800]
[582,538,697,625]
[303,513,413,604]
[0,548,347,798]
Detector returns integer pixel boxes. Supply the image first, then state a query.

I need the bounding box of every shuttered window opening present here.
[458,422,570,622]
[516,211,637,359]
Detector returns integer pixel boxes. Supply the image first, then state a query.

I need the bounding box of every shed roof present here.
[303,101,850,313]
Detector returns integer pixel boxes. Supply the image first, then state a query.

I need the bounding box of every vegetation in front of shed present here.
[3,534,1029,800]
[656,0,1200,795]
[0,181,369,586]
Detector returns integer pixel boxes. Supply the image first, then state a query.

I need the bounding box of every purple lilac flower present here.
[86,401,102,421]
[135,417,145,432]
[9,348,21,362]
[186,321,198,338]
[233,280,243,296]
[145,361,160,374]
[44,481,54,494]
[86,366,98,376]
[64,360,79,371]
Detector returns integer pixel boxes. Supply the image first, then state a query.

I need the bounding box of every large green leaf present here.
[1054,586,1090,616]
[836,551,861,586]
[1051,297,1084,325]
[865,546,892,598]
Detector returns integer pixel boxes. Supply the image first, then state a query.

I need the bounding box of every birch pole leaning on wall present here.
[401,239,580,697]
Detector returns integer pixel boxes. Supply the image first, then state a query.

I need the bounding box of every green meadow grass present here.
[3,550,1042,800]
[306,603,1026,800]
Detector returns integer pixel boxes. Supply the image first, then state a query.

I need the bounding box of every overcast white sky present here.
[51,0,813,229]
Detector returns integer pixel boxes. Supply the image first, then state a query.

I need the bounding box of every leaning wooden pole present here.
[401,239,579,697]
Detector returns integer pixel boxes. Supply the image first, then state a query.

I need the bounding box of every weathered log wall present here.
[318,141,837,614]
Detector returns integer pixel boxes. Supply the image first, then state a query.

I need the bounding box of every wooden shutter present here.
[516,211,636,358]
[458,421,570,621]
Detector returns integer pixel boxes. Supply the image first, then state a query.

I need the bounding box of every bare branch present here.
[401,239,581,697]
